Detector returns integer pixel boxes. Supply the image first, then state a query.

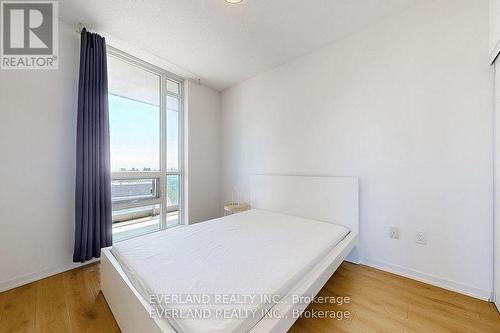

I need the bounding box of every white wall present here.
[491,0,500,311]
[490,0,500,62]
[0,21,222,291]
[185,80,222,223]
[221,0,494,299]
[0,21,81,290]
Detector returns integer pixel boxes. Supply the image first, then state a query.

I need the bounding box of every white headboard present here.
[250,175,359,233]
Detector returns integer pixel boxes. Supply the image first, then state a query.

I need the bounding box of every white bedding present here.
[110,209,349,333]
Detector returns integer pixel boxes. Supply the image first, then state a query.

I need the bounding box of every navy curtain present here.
[73,28,112,263]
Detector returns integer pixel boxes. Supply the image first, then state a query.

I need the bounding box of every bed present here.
[101,175,359,333]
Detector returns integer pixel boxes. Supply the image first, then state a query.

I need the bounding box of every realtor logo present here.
[1,0,58,69]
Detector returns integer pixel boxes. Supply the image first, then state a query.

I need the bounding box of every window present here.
[108,47,184,242]
[111,179,160,203]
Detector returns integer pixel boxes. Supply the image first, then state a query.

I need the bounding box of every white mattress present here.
[111,209,349,333]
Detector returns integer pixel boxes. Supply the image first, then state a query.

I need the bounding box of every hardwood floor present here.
[0,262,498,333]
[0,264,119,333]
[289,263,500,333]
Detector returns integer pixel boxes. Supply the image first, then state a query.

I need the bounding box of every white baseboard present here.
[0,259,100,293]
[346,246,360,264]
[361,257,492,302]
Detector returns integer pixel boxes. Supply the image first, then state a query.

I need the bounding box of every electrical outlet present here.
[389,227,400,239]
[416,231,427,245]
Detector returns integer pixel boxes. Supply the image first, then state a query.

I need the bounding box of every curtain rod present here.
[76,23,97,34]
[74,22,203,85]
[75,23,84,33]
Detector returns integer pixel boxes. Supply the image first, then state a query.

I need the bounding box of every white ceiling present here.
[60,0,422,91]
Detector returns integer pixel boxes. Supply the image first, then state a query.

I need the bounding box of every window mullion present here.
[160,73,168,230]
[179,81,185,225]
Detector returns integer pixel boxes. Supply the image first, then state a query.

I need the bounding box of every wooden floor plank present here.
[34,274,71,333]
[0,287,6,325]
[0,262,498,333]
[62,264,119,333]
[80,264,120,332]
[0,282,37,333]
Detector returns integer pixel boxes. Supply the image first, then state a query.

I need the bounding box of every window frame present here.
[107,46,185,237]
[111,178,161,204]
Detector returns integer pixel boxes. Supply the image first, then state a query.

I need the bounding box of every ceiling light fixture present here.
[225,0,244,4]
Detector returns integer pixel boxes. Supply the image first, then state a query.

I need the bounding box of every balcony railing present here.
[112,205,180,242]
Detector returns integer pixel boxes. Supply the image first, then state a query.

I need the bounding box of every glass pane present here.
[109,94,160,172]
[166,79,180,94]
[111,179,159,203]
[108,56,160,106]
[108,56,161,172]
[112,204,161,242]
[167,96,179,171]
[166,175,180,228]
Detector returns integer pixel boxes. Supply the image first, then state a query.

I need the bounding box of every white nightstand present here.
[224,203,250,216]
